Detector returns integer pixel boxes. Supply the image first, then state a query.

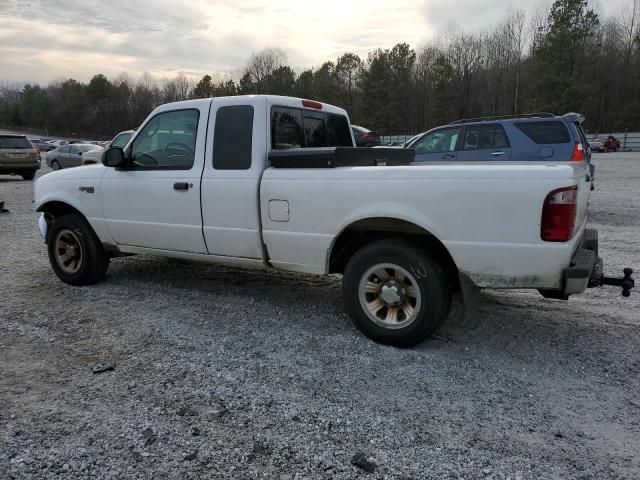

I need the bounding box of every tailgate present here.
[572,161,591,234]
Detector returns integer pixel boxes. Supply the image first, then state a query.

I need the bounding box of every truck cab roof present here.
[157,95,349,118]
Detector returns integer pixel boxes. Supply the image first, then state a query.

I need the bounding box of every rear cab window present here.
[271,107,352,150]
[514,121,570,144]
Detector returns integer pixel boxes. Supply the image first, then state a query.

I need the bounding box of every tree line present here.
[1,0,639,138]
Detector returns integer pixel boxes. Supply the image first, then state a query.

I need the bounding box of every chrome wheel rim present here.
[51,161,60,170]
[358,263,422,329]
[54,229,83,274]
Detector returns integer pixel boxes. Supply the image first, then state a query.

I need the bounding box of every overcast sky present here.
[0,0,631,84]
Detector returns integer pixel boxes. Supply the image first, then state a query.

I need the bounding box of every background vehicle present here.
[405,113,590,163]
[589,137,605,152]
[82,130,133,165]
[34,96,631,348]
[0,134,40,180]
[29,138,55,152]
[45,143,102,170]
[351,125,380,147]
[46,140,67,149]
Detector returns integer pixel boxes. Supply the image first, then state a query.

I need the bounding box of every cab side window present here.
[213,105,254,170]
[130,109,199,169]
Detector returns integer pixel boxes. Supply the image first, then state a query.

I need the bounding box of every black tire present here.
[21,170,36,180]
[51,160,61,170]
[47,214,109,285]
[342,239,451,347]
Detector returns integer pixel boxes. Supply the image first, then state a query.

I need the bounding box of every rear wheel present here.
[47,214,109,285]
[21,170,36,180]
[51,160,61,170]
[343,239,451,347]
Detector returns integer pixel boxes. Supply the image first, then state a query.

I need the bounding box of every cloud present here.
[422,0,510,32]
[0,0,631,84]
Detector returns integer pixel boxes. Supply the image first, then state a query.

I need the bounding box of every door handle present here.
[491,151,506,156]
[442,153,455,159]
[173,182,190,191]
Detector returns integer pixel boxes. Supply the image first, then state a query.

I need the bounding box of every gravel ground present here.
[1,154,639,479]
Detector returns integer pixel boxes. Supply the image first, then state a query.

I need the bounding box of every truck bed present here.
[269,147,414,168]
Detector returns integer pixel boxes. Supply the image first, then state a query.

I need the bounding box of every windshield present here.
[403,134,422,147]
[0,136,33,149]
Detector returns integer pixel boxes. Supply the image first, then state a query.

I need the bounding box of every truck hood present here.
[37,164,107,184]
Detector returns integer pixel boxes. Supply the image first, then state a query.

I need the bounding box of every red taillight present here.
[541,186,578,242]
[302,99,322,109]
[571,142,585,161]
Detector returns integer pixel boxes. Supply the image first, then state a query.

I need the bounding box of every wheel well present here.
[329,218,460,289]
[37,201,83,225]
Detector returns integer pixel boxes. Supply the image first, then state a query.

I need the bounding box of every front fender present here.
[34,177,114,245]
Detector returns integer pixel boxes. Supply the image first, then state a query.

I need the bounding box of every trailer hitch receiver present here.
[598,268,635,297]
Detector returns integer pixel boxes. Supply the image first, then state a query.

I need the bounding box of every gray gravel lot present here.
[1,154,639,479]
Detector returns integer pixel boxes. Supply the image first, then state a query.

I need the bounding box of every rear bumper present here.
[539,229,600,299]
[564,228,601,294]
[0,163,40,173]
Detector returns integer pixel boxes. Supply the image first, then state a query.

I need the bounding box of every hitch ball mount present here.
[592,268,635,297]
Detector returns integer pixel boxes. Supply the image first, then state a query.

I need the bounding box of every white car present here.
[33,95,634,347]
[82,130,134,165]
[45,140,67,148]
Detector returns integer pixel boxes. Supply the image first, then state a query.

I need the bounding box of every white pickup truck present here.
[34,95,634,347]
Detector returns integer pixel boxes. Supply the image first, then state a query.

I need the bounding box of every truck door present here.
[200,98,265,259]
[100,106,208,253]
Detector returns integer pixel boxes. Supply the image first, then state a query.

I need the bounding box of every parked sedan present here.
[46,143,103,170]
[351,125,380,147]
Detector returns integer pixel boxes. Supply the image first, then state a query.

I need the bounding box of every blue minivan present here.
[405,113,591,163]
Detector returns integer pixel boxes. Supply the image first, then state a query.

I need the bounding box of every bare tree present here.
[621,0,640,91]
[242,48,288,92]
[162,72,193,103]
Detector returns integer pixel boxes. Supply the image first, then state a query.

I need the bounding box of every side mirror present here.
[103,147,127,168]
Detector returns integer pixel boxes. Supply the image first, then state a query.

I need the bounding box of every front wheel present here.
[47,214,110,285]
[343,239,451,347]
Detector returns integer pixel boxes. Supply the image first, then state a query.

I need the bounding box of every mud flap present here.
[459,272,481,328]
